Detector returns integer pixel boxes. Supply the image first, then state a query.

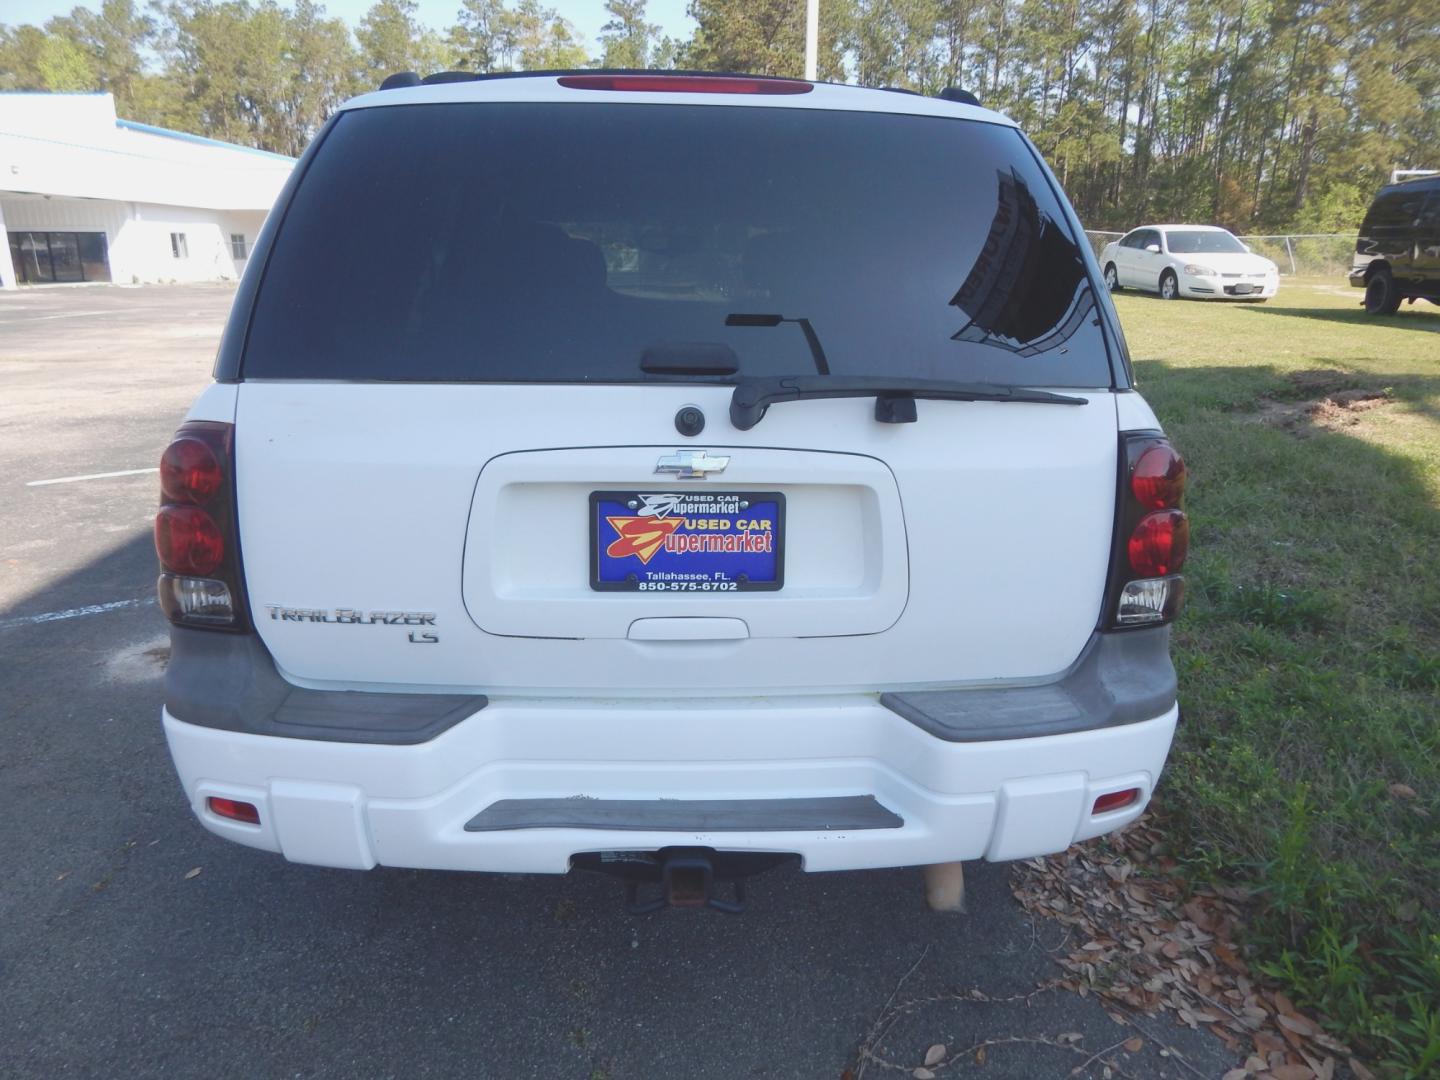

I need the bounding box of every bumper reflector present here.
[208,797,260,825]
[1092,788,1140,815]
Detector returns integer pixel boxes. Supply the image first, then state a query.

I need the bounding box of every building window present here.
[230,234,248,260]
[7,231,111,284]
[170,232,188,259]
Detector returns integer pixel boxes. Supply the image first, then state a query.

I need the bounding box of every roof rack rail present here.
[422,71,480,84]
[938,86,980,106]
[378,68,824,91]
[378,71,421,90]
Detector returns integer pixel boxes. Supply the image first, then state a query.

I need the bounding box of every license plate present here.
[1231,283,1254,295]
[591,491,785,592]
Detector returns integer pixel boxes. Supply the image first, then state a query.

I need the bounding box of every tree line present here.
[2,0,1436,231]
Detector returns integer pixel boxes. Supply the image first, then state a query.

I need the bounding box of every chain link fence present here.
[1082,231,1356,277]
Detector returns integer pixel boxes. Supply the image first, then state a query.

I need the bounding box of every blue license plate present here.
[591,491,785,592]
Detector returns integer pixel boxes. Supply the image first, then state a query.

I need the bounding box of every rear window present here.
[243,103,1112,387]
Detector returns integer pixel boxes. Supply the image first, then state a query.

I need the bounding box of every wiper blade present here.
[729,375,1088,430]
[725,313,830,374]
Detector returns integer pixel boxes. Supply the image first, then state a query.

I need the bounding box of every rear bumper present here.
[163,697,1178,874]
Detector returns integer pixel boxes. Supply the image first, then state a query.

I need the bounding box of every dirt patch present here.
[1256,380,1391,436]
[104,634,170,684]
[1283,369,1363,398]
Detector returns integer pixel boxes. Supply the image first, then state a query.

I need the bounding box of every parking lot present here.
[0,285,1235,1079]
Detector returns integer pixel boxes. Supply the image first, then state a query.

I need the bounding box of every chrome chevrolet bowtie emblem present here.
[654,450,730,479]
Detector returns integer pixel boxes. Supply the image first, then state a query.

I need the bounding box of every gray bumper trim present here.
[465,795,903,833]
[880,627,1176,742]
[165,627,487,744]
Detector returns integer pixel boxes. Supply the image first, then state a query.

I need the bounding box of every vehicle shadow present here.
[1236,298,1439,329]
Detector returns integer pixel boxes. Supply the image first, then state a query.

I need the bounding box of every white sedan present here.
[1100,225,1280,301]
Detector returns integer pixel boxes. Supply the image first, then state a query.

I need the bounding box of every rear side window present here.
[1364,189,1423,231]
[244,103,1112,387]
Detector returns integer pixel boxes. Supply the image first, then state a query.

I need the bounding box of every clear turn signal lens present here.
[1115,576,1184,625]
[158,573,236,626]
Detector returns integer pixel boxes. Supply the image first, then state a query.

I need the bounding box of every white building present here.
[0,92,295,289]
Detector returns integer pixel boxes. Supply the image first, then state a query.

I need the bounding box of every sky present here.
[2,0,698,54]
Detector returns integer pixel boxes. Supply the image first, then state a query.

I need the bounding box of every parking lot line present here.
[0,596,156,631]
[0,309,119,325]
[26,467,159,487]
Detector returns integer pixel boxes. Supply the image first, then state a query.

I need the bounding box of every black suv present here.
[1350,175,1440,314]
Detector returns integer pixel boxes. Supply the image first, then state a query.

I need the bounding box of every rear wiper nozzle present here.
[729,375,1087,430]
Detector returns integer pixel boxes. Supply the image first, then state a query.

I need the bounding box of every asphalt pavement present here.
[0,284,1239,1079]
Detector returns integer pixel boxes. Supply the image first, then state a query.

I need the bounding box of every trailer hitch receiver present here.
[572,847,795,914]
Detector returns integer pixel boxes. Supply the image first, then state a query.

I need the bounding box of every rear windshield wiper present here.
[729,375,1088,430]
[725,313,829,374]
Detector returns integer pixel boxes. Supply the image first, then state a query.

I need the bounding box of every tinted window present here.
[1366,190,1415,230]
[245,103,1111,387]
[1164,230,1246,254]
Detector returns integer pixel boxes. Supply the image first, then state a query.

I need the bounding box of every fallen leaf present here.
[974,1045,987,1065]
[1268,1066,1315,1080]
[1221,1070,1249,1080]
[912,1069,935,1080]
[924,1044,946,1067]
[1273,991,1298,1017]
[1057,1032,1084,1045]
[1348,1058,1377,1080]
[1253,1032,1286,1055]
[1123,1037,1143,1053]
[1388,783,1417,799]
[1278,1014,1315,1036]
[183,867,202,880]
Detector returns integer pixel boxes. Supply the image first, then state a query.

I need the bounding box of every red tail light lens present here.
[1128,510,1189,577]
[160,436,223,505]
[155,505,224,576]
[557,74,813,95]
[1131,445,1186,509]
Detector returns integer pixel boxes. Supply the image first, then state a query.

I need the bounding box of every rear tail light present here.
[557,74,813,95]
[155,421,248,631]
[154,505,225,575]
[1127,510,1189,577]
[1131,445,1186,508]
[160,436,223,504]
[1106,434,1188,628]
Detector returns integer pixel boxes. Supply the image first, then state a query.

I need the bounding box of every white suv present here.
[155,72,1187,909]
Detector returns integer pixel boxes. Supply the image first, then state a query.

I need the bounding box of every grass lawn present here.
[1110,277,1440,1076]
